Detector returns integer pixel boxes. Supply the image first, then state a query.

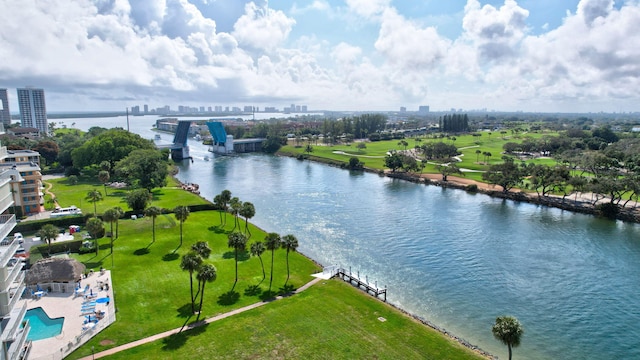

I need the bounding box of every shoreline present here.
[282,151,640,224]
[172,173,496,358]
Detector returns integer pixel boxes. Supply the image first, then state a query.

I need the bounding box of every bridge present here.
[156,120,191,160]
[207,121,265,155]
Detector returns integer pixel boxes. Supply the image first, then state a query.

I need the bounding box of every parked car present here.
[13,233,23,244]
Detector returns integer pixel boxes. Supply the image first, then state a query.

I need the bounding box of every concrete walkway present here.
[80,277,323,359]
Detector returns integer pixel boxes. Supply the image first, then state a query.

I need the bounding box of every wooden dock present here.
[334,268,387,302]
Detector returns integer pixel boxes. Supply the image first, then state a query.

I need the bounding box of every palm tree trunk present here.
[152,218,156,243]
[508,344,512,360]
[269,250,274,292]
[285,250,290,284]
[189,271,195,313]
[110,222,114,254]
[179,221,183,246]
[197,283,206,318]
[234,249,238,288]
[259,256,265,281]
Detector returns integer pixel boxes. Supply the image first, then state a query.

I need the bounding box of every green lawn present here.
[65,210,320,359]
[100,280,485,360]
[45,176,209,215]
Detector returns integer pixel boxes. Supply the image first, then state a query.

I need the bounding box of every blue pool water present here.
[24,307,64,341]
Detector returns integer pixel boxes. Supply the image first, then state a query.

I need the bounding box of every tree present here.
[126,189,151,212]
[475,149,481,162]
[384,151,404,172]
[482,156,523,193]
[264,232,281,292]
[173,205,190,247]
[227,232,248,289]
[304,144,313,155]
[213,194,225,226]
[98,170,110,196]
[398,140,408,151]
[37,224,59,254]
[229,197,242,231]
[191,241,212,259]
[215,190,232,227]
[115,149,169,191]
[250,241,266,281]
[86,217,105,255]
[102,208,119,256]
[239,202,255,237]
[113,206,124,238]
[356,142,367,152]
[437,163,464,181]
[144,206,162,244]
[195,264,217,316]
[281,234,299,284]
[492,316,523,360]
[180,252,203,314]
[71,128,155,170]
[33,140,59,166]
[85,189,103,215]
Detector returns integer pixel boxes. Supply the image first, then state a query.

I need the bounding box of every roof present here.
[25,257,86,285]
[8,127,40,134]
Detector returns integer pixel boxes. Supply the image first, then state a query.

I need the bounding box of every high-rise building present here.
[143,104,149,114]
[0,89,10,127]
[17,88,47,134]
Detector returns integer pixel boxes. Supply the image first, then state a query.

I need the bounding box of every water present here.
[68,116,640,360]
[25,307,64,341]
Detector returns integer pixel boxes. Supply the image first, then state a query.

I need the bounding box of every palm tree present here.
[191,241,211,259]
[113,207,124,238]
[86,217,104,255]
[264,232,281,292]
[213,194,225,226]
[220,190,232,227]
[173,205,190,247]
[102,208,119,262]
[250,241,266,281]
[98,170,110,196]
[196,263,217,317]
[492,316,523,360]
[180,252,203,314]
[239,202,255,237]
[227,232,248,289]
[398,140,408,151]
[475,149,481,163]
[85,189,103,215]
[37,224,59,254]
[229,197,242,231]
[281,234,299,284]
[144,206,162,244]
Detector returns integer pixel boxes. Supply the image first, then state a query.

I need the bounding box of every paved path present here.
[79,277,323,359]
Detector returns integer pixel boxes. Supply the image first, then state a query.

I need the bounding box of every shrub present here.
[465,184,478,192]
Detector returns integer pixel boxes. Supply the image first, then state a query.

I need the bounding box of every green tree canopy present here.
[115,149,169,191]
[126,189,151,212]
[71,128,154,170]
[492,316,523,360]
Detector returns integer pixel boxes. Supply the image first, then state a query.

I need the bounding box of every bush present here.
[596,202,619,219]
[465,184,478,192]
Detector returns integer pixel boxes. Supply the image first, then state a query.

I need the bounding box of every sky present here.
[1,0,639,113]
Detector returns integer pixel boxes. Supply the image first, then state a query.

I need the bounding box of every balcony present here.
[0,279,25,317]
[0,302,27,342]
[0,215,17,249]
[6,318,29,360]
[0,259,23,290]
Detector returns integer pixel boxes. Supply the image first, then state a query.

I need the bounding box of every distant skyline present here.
[1,0,639,113]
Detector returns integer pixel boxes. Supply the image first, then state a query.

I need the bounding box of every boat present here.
[204,156,209,161]
[154,134,161,140]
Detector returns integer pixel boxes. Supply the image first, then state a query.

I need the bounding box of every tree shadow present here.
[217,290,240,306]
[244,284,262,297]
[176,302,195,318]
[162,253,179,261]
[259,290,278,302]
[207,225,227,234]
[83,260,104,269]
[161,323,208,351]
[98,243,111,250]
[221,251,250,261]
[133,248,150,256]
[279,284,296,296]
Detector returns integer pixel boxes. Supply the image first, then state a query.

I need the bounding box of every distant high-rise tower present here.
[17,87,48,134]
[0,89,9,127]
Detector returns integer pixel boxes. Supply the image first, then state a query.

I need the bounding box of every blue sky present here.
[1,0,639,113]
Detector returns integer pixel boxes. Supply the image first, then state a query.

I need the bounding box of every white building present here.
[0,138,30,359]
[17,88,47,135]
[0,90,9,127]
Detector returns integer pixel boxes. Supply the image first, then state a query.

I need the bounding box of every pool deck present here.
[23,270,115,360]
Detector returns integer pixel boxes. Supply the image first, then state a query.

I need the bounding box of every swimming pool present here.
[24,307,64,341]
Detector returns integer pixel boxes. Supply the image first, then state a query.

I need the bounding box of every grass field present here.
[102,280,485,360]
[45,176,210,215]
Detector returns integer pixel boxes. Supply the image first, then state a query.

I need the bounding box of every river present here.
[64,115,640,360]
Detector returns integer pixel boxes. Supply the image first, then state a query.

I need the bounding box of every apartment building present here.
[0,150,43,217]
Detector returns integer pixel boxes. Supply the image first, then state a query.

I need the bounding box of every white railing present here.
[0,260,23,290]
[0,281,25,317]
[6,317,29,360]
[0,302,27,342]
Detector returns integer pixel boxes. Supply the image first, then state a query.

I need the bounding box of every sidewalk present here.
[80,277,323,359]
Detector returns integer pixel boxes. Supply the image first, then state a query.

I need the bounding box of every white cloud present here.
[232,2,295,51]
[345,0,391,20]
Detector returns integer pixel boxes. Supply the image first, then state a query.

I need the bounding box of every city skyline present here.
[1,1,639,113]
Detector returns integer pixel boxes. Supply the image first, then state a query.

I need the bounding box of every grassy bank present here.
[100,280,486,360]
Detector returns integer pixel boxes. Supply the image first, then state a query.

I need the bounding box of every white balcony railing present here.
[0,279,25,317]
[0,302,27,342]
